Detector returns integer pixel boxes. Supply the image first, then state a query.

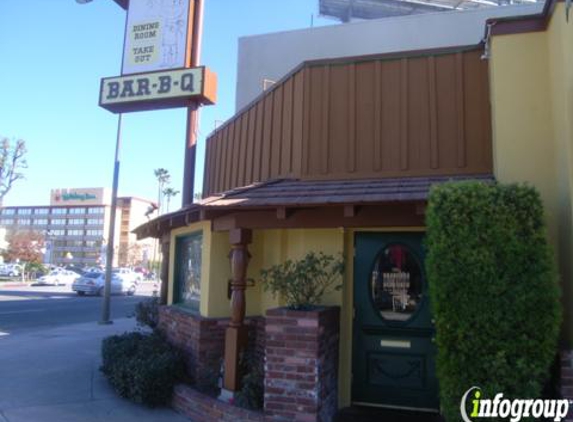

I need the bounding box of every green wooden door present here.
[352,232,439,411]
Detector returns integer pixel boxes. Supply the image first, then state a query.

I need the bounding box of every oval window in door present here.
[371,243,423,322]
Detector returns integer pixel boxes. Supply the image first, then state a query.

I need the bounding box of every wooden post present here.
[223,228,252,392]
[159,234,170,306]
[182,0,204,206]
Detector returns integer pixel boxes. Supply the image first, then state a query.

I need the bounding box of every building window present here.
[51,219,66,225]
[86,229,103,236]
[68,219,85,225]
[174,232,203,311]
[87,218,103,225]
[18,209,31,215]
[69,208,86,215]
[33,219,48,225]
[67,229,84,236]
[18,219,31,225]
[34,208,49,215]
[0,219,13,225]
[88,207,104,214]
[52,208,67,215]
[49,229,65,236]
[2,209,15,215]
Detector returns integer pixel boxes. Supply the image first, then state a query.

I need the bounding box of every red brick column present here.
[561,350,573,422]
[264,306,340,422]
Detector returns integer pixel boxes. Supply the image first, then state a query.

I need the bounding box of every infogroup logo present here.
[460,386,570,422]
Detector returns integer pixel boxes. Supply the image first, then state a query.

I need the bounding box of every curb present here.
[0,282,32,288]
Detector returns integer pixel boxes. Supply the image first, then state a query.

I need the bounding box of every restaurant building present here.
[1,187,156,268]
[135,0,573,420]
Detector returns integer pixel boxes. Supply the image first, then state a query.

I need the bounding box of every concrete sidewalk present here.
[0,318,190,422]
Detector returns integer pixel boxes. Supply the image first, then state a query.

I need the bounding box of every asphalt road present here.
[0,284,157,335]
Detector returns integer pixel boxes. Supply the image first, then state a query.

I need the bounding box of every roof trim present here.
[487,0,560,35]
[134,175,495,238]
[132,204,202,239]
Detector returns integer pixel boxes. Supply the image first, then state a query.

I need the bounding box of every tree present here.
[162,187,179,213]
[153,168,170,214]
[3,230,44,264]
[118,242,146,267]
[0,137,27,205]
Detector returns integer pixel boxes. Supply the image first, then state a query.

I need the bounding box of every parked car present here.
[0,264,23,277]
[72,272,136,296]
[112,267,142,284]
[64,266,86,276]
[84,266,103,274]
[37,270,80,286]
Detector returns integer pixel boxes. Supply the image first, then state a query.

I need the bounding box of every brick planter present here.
[158,306,227,390]
[264,306,340,422]
[172,384,264,422]
[158,306,266,392]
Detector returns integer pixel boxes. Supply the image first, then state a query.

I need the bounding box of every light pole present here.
[75,0,123,325]
[100,113,123,325]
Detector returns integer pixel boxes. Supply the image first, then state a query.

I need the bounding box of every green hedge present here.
[101,331,185,407]
[425,181,561,421]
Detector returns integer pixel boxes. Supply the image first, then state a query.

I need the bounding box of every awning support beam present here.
[222,228,252,393]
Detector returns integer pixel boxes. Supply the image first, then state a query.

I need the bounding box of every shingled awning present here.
[200,174,494,209]
[134,174,494,238]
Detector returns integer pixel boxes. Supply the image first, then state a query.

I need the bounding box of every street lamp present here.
[76,0,122,325]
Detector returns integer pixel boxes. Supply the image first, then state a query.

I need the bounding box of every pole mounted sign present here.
[99,0,216,114]
[99,67,216,113]
[122,0,190,75]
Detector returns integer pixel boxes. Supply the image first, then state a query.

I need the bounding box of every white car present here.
[112,267,142,284]
[37,270,80,286]
[72,272,136,296]
[0,264,23,277]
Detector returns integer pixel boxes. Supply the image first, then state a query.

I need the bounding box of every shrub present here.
[260,252,344,310]
[425,181,561,421]
[235,348,264,410]
[134,296,159,329]
[101,331,185,407]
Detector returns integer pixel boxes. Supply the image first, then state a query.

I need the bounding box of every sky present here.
[0,0,333,210]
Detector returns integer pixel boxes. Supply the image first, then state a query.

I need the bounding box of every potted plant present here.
[260,251,344,310]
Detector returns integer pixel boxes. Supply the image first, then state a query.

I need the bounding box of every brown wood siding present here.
[203,48,493,196]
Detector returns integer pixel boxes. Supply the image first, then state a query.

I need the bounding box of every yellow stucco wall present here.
[167,223,428,408]
[489,4,573,344]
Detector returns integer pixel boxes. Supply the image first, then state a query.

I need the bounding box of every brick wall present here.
[173,384,264,422]
[264,306,340,422]
[561,350,573,422]
[158,306,265,392]
[158,306,227,391]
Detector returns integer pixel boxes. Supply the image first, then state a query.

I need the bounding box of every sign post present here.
[90,0,215,325]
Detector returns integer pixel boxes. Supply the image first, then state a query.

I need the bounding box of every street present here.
[0,283,157,336]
